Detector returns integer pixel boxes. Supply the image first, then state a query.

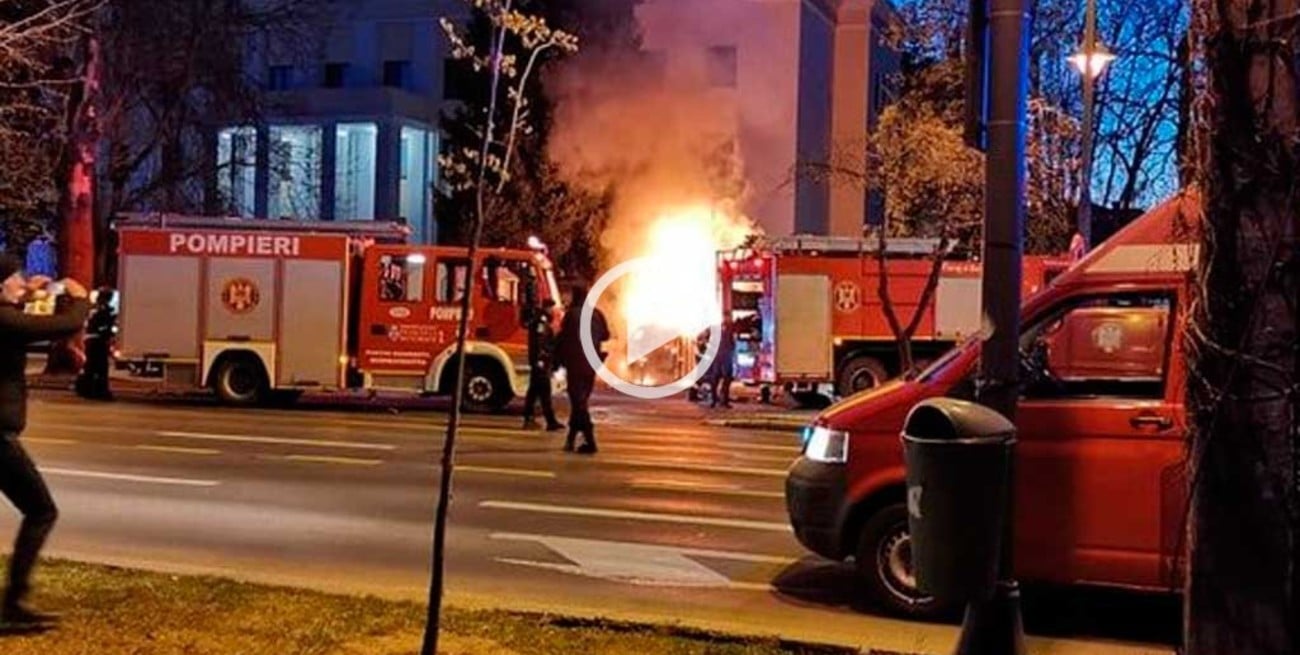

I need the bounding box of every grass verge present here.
[0,559,882,655]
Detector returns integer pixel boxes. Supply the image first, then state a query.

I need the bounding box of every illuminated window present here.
[216,126,257,217]
[268,125,322,219]
[335,123,377,220]
[400,126,438,242]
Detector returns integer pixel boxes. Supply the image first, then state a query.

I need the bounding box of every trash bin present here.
[902,397,1016,602]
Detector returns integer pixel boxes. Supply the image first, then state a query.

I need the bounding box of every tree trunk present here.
[47,35,101,375]
[1187,0,1300,652]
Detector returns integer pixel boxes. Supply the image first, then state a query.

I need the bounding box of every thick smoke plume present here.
[545,5,756,378]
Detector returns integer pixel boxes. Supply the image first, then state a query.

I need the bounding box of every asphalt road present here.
[0,392,1176,655]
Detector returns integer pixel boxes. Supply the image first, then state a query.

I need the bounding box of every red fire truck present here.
[718,236,1068,399]
[114,215,562,411]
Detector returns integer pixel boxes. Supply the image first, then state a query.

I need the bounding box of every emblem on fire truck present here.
[1092,322,1124,354]
[220,278,261,315]
[833,281,861,314]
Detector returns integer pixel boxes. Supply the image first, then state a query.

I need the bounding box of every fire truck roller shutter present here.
[775,274,832,379]
[428,341,519,413]
[279,259,346,388]
[120,254,201,363]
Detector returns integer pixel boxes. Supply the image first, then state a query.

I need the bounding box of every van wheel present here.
[855,503,950,619]
[213,356,269,406]
[838,356,890,396]
[462,360,510,413]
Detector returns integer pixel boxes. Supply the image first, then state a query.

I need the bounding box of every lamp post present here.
[1067,0,1115,253]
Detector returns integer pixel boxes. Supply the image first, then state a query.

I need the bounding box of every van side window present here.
[436,259,470,304]
[377,254,425,303]
[1020,293,1173,400]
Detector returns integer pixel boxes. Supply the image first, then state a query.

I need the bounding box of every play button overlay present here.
[582,257,722,400]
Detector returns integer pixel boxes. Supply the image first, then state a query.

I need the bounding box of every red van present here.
[785,192,1199,617]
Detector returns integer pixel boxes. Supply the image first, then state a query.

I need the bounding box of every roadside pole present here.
[961,0,1030,652]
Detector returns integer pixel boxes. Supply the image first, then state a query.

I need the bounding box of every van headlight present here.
[803,425,849,464]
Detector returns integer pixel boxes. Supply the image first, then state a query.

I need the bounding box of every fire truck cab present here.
[114,215,561,411]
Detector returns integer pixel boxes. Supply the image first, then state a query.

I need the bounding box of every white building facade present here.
[635,0,899,237]
[211,0,455,244]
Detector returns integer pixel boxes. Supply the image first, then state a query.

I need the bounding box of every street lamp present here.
[1068,41,1116,81]
[1068,0,1115,254]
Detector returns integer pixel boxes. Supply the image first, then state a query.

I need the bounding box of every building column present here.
[375,120,402,222]
[828,0,871,237]
[320,121,338,221]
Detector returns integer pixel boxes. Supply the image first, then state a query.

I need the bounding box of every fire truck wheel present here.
[837,356,890,397]
[855,503,950,619]
[212,355,269,406]
[461,360,509,413]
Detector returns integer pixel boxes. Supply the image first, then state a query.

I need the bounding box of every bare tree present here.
[794,103,982,378]
[421,4,577,653]
[899,0,1187,213]
[1186,0,1300,652]
[97,0,326,221]
[0,0,100,251]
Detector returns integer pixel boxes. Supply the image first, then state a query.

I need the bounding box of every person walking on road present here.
[522,299,563,431]
[0,256,90,627]
[555,286,608,454]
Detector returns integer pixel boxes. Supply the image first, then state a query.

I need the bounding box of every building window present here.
[399,126,438,243]
[383,60,412,89]
[268,125,322,219]
[334,123,377,220]
[706,46,737,88]
[216,127,257,217]
[267,65,293,91]
[323,62,349,89]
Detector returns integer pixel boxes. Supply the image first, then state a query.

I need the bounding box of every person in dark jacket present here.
[0,256,90,626]
[75,288,116,401]
[709,322,735,409]
[554,286,608,454]
[522,299,563,431]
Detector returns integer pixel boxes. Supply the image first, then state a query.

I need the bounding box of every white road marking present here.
[601,442,794,464]
[595,457,789,478]
[490,533,789,590]
[629,479,785,499]
[272,454,383,467]
[22,437,78,446]
[480,500,791,532]
[40,467,219,487]
[131,445,221,456]
[156,431,396,452]
[456,465,555,479]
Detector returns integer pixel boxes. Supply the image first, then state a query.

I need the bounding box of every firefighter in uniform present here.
[75,288,116,401]
[522,299,563,431]
[555,286,608,454]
